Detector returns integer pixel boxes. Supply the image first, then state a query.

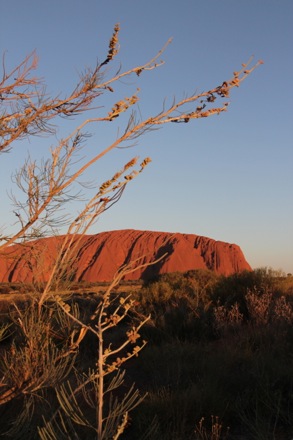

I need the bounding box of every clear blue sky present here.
[0,0,292,273]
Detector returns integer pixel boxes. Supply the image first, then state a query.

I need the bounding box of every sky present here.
[0,0,292,273]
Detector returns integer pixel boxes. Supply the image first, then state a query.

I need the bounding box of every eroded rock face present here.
[0,229,251,283]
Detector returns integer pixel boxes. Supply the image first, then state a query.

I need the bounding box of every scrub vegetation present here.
[0,269,292,439]
[127,268,293,439]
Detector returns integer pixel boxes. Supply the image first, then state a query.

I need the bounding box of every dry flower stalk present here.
[0,24,262,438]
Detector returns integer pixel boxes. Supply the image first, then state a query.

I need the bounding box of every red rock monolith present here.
[0,229,251,283]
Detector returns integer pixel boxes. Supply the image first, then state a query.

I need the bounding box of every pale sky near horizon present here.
[0,0,292,273]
